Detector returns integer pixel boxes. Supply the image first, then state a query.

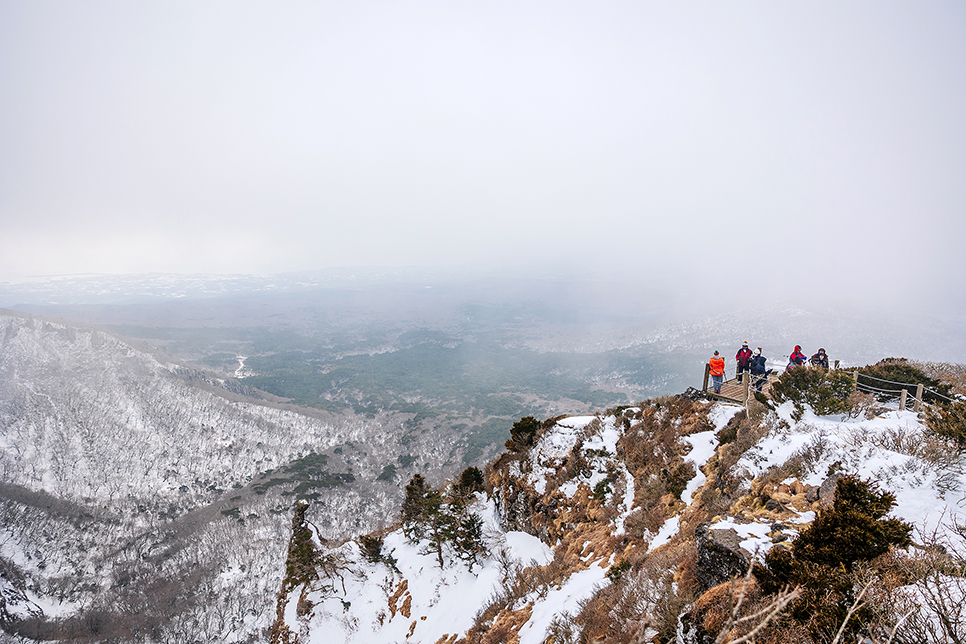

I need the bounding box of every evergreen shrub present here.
[506,415,541,451]
[770,367,855,416]
[755,476,912,641]
[358,534,384,563]
[456,466,485,494]
[857,359,952,404]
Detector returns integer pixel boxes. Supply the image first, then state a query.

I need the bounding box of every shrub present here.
[456,466,485,494]
[401,474,434,540]
[770,367,855,416]
[282,502,319,593]
[857,359,952,404]
[755,476,912,641]
[506,415,541,451]
[926,400,966,447]
[715,410,744,446]
[606,560,631,583]
[660,462,695,500]
[358,534,385,563]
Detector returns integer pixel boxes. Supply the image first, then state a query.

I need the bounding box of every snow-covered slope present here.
[0,310,458,641]
[273,389,966,644]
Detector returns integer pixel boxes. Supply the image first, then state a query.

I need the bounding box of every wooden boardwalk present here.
[704,371,781,404]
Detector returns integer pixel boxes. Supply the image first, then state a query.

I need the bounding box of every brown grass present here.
[913,361,966,396]
[388,579,408,620]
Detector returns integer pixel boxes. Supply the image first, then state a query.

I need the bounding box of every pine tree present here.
[401,474,432,541]
[419,489,453,568]
[452,513,486,570]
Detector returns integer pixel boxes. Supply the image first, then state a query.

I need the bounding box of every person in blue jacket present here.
[810,348,829,368]
[750,348,772,392]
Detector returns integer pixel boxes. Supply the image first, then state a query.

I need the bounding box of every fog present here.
[1,2,965,312]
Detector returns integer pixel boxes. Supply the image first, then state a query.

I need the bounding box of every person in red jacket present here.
[709,351,725,393]
[787,345,808,370]
[735,341,753,383]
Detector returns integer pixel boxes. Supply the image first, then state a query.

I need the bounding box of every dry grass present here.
[570,546,698,644]
[846,390,889,420]
[913,361,966,397]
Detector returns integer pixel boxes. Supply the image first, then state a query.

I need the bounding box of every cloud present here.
[1,1,964,310]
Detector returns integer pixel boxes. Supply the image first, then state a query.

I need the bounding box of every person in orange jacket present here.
[709,351,726,393]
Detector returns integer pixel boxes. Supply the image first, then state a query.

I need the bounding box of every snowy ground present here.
[283,399,966,643]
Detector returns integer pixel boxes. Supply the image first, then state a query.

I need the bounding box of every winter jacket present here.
[788,347,807,367]
[709,356,725,377]
[810,352,829,368]
[750,355,767,375]
[736,347,753,369]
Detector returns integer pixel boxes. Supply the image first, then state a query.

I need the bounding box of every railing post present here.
[853,370,859,385]
[834,359,840,370]
[743,375,750,408]
[703,363,710,392]
[914,383,924,412]
[899,388,908,411]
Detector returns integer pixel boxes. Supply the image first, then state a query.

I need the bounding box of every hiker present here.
[735,341,753,383]
[709,351,725,393]
[810,348,829,368]
[751,348,772,392]
[787,345,808,370]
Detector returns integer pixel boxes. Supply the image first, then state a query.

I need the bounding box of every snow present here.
[518,565,607,644]
[526,416,596,495]
[290,397,966,643]
[649,516,680,552]
[300,496,567,644]
[708,519,774,559]
[648,407,739,552]
[710,403,743,432]
[505,531,553,566]
[533,414,622,500]
[681,430,718,505]
[613,466,636,536]
[722,400,966,560]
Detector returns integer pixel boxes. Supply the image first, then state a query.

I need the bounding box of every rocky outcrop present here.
[694,524,749,591]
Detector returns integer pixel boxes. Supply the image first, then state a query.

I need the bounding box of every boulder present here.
[819,473,844,508]
[805,485,819,503]
[694,524,750,591]
[764,498,785,512]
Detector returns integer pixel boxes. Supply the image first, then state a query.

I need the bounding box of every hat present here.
[753,348,761,355]
[795,345,801,351]
[819,348,826,353]
[742,341,748,347]
[714,351,719,355]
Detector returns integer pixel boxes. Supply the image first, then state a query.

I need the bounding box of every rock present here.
[764,498,785,512]
[676,611,709,644]
[819,473,844,508]
[682,387,710,402]
[805,485,819,503]
[694,524,749,591]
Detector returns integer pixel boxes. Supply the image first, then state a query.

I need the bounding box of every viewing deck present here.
[702,368,781,405]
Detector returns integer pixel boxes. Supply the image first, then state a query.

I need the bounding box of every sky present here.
[1,2,964,310]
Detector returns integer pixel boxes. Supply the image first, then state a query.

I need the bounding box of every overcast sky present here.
[1,2,964,309]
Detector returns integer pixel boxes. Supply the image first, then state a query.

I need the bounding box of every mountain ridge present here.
[270,373,966,643]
